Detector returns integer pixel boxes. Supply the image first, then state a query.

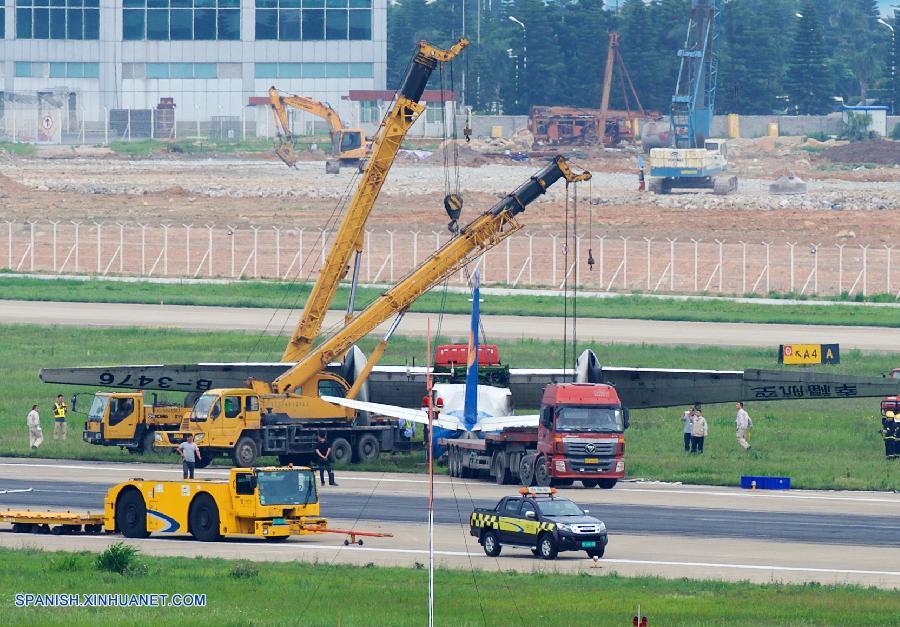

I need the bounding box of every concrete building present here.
[0,0,386,140]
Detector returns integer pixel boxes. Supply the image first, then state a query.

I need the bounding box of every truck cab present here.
[83,391,188,454]
[537,383,627,488]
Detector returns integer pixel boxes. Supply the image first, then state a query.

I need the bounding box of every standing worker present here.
[637,154,646,192]
[883,412,898,459]
[315,432,338,487]
[26,404,43,450]
[178,434,202,479]
[691,410,708,454]
[681,408,693,452]
[52,394,68,440]
[735,402,753,451]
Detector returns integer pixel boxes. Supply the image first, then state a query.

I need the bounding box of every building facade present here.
[0,0,386,139]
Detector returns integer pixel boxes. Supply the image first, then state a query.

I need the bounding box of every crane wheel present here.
[231,436,258,467]
[115,488,150,538]
[188,493,222,542]
[325,160,341,174]
[355,434,380,463]
[331,437,352,465]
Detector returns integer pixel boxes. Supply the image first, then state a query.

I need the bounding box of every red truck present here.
[881,368,900,416]
[445,383,628,489]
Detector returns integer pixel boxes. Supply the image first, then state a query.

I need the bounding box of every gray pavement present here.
[2,299,900,351]
[2,459,900,587]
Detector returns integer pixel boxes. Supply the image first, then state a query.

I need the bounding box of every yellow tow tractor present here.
[1,466,390,545]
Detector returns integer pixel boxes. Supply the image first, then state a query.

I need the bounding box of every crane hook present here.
[587,248,595,271]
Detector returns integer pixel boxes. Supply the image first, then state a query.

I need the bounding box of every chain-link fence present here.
[3,220,899,298]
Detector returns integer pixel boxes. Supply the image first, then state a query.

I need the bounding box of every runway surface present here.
[2,299,899,351]
[2,458,900,587]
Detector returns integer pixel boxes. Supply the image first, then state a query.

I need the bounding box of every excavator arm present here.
[281,38,469,363]
[269,156,591,394]
[269,86,347,167]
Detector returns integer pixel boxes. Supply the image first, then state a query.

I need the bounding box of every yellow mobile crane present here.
[268,87,368,173]
[156,156,591,467]
[283,38,469,364]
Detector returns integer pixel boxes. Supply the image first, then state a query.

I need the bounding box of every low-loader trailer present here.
[1,466,390,544]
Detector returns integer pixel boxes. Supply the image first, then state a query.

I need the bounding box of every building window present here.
[255,0,370,41]
[425,104,443,124]
[359,100,378,124]
[49,62,100,78]
[145,63,218,79]
[254,62,372,79]
[0,9,5,39]
[16,0,99,40]
[15,62,35,78]
[123,0,239,41]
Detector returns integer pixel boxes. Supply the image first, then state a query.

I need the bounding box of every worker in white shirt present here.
[735,402,753,450]
[26,404,44,449]
[681,408,694,452]
[690,410,708,454]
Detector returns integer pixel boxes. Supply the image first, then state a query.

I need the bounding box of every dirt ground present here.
[0,136,898,246]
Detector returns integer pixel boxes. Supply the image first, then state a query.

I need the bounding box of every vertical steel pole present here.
[886,246,893,295]
[118,223,125,273]
[252,226,260,278]
[229,226,236,278]
[29,222,35,271]
[621,237,629,291]
[73,221,80,273]
[551,234,558,286]
[140,224,146,276]
[50,220,59,272]
[163,224,169,276]
[185,224,192,275]
[506,237,511,285]
[528,233,534,285]
[837,244,844,295]
[96,222,102,273]
[862,245,869,297]
[273,226,281,279]
[208,225,215,277]
[691,239,700,293]
[669,238,676,292]
[740,241,747,294]
[644,237,653,291]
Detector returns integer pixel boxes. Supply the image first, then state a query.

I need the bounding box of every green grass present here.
[3,547,898,625]
[3,276,900,328]
[0,142,37,157]
[2,324,898,490]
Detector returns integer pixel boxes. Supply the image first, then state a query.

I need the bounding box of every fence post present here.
[861,245,869,297]
[139,224,146,276]
[787,242,797,293]
[118,223,125,273]
[505,237,511,285]
[621,236,629,290]
[644,237,653,291]
[812,244,819,295]
[73,221,80,273]
[716,239,724,293]
[691,239,700,293]
[528,233,534,285]
[95,221,103,273]
[208,225,215,276]
[163,224,170,276]
[411,230,419,268]
[50,220,59,271]
[551,234,558,286]
[228,226,236,278]
[596,235,605,288]
[273,226,281,279]
[764,242,771,293]
[668,238,677,292]
[740,241,747,294]
[365,229,372,282]
[184,224,192,274]
[388,230,395,282]
[6,221,12,269]
[886,246,893,295]
[837,244,844,295]
[28,221,36,271]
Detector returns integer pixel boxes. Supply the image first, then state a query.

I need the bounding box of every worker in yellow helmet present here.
[52,394,67,440]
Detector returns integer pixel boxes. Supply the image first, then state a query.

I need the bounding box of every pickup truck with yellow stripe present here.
[469,487,608,560]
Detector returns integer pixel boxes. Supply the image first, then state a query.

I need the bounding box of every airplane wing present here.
[319,396,464,432]
[474,414,540,431]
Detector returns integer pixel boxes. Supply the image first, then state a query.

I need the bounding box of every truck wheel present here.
[355,434,380,463]
[534,456,553,487]
[482,530,502,557]
[598,479,618,489]
[325,159,341,174]
[264,535,289,543]
[115,489,150,538]
[449,449,460,477]
[537,533,558,560]
[231,437,258,467]
[582,479,599,488]
[331,438,352,465]
[493,455,510,485]
[194,455,214,469]
[586,547,605,559]
[188,493,222,542]
[519,455,535,487]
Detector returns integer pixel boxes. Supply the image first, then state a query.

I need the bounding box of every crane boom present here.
[270,156,591,394]
[670,0,720,148]
[281,38,469,364]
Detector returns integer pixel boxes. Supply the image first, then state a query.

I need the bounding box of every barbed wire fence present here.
[2,220,898,299]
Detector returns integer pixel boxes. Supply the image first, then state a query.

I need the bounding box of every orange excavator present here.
[268,86,369,173]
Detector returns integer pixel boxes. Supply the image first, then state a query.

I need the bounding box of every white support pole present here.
[740,241,747,294]
[528,233,534,285]
[73,221,80,273]
[251,225,260,278]
[621,237,628,290]
[717,239,724,293]
[95,221,103,273]
[229,226,236,278]
[365,229,372,282]
[668,238,676,292]
[184,224,192,274]
[787,242,797,293]
[596,235,605,288]
[50,220,59,272]
[506,237,511,285]
[118,223,125,273]
[862,244,869,297]
[208,225,215,277]
[388,230,395,282]
[273,226,281,279]
[886,246,893,295]
[28,221,36,271]
[411,230,419,269]
[691,239,700,293]
[139,224,146,276]
[644,237,653,291]
[5,221,12,270]
[837,244,844,295]
[813,244,819,294]
[551,234,558,286]
[163,224,170,276]
[574,235,581,289]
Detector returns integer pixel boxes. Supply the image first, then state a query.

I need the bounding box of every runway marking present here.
[3,461,899,507]
[21,533,900,578]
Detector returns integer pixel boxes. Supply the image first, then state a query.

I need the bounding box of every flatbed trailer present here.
[0,467,391,544]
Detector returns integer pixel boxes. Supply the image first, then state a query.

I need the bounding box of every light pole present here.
[508,15,526,71]
[879,14,896,113]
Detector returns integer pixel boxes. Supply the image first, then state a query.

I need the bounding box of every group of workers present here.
[25,394,69,449]
[881,412,900,459]
[680,402,754,454]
